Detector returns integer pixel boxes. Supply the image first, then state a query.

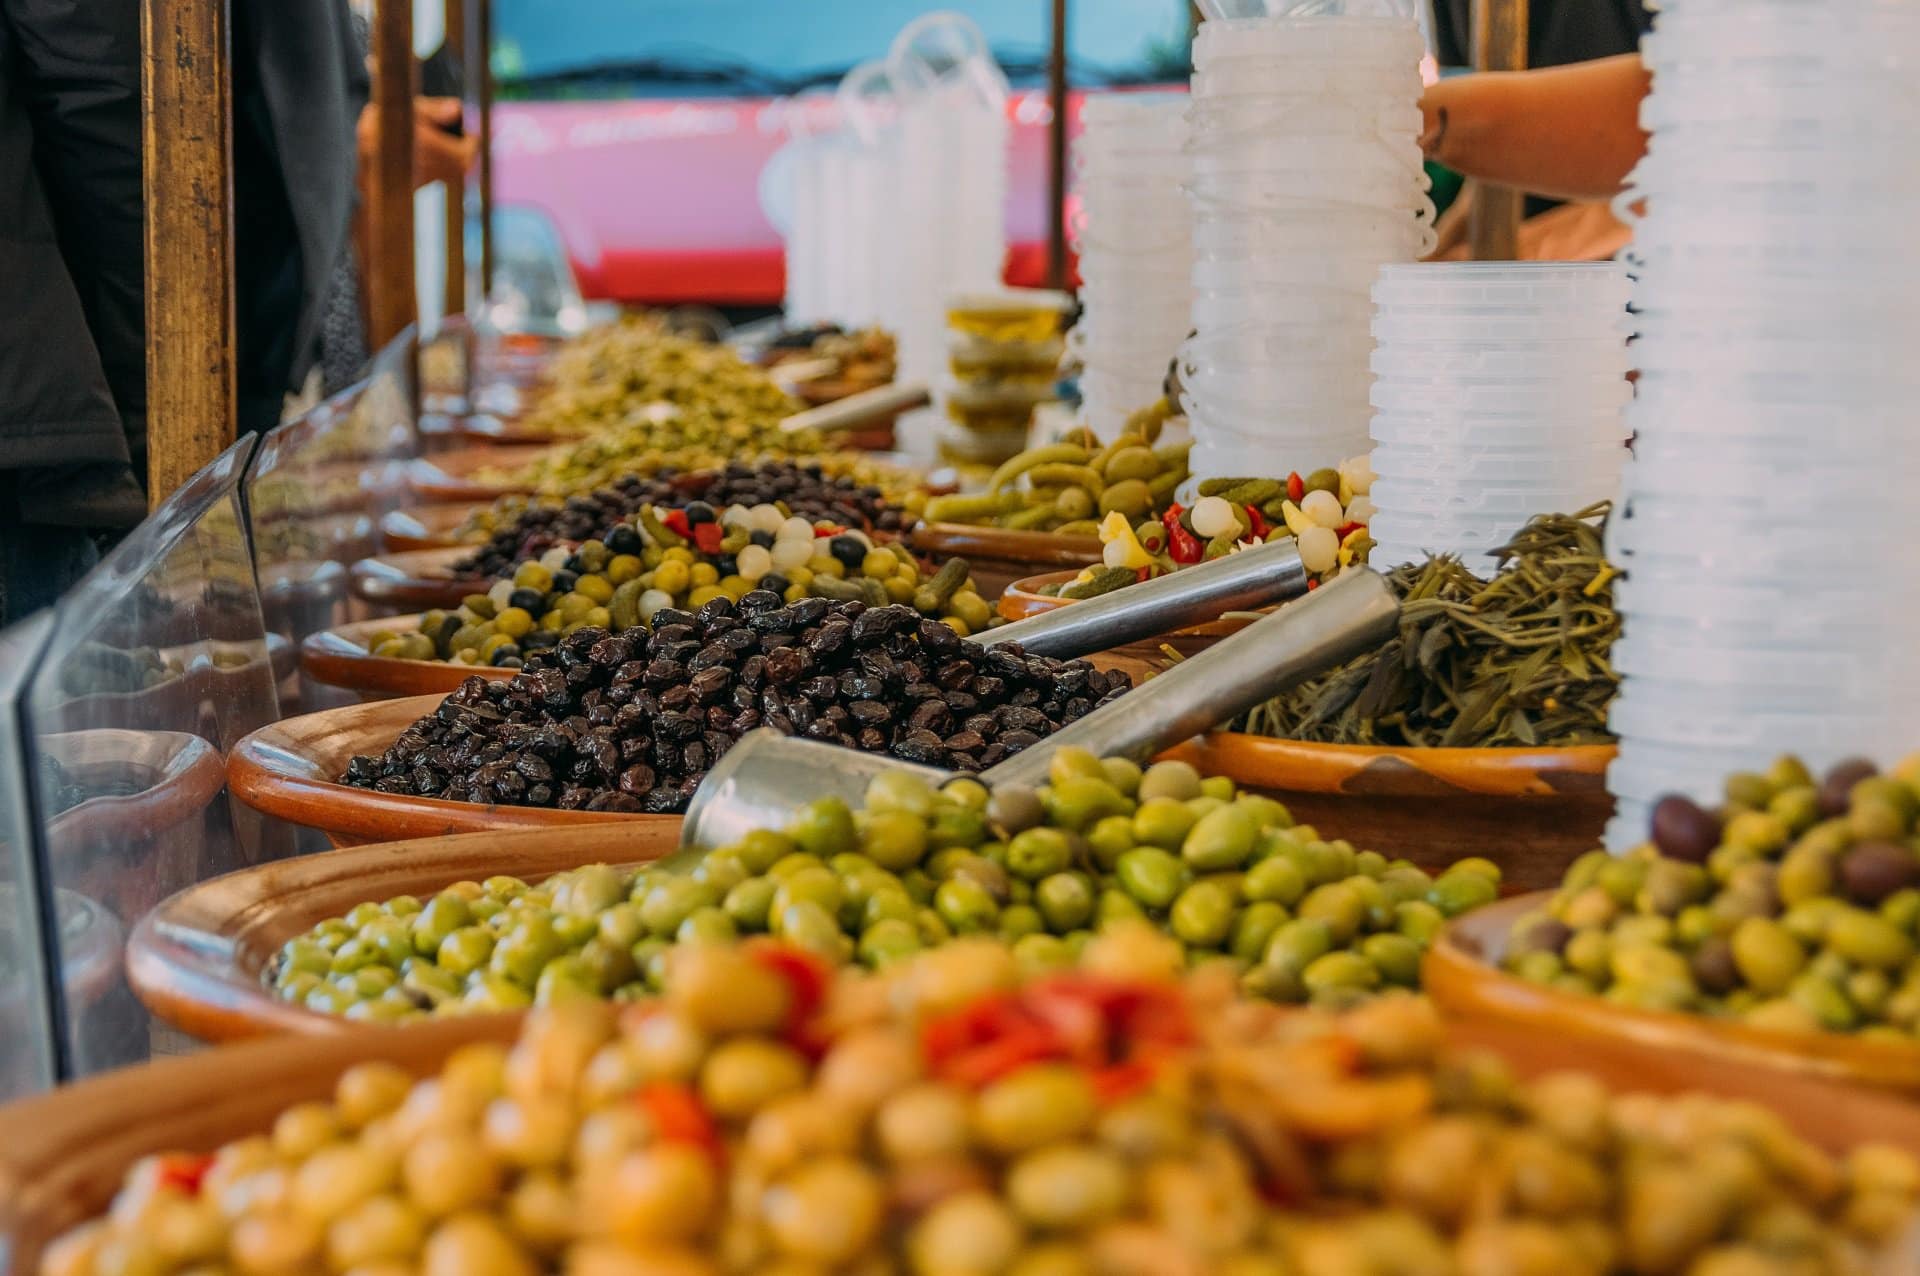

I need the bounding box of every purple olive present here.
[1839,841,1920,906]
[1650,795,1721,864]
[1819,757,1881,818]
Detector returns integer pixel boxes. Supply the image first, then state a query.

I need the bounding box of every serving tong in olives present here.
[680,567,1399,853]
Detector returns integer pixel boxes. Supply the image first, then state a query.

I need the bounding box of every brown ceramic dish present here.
[127,823,681,1043]
[226,694,672,847]
[1163,733,1617,891]
[231,652,1155,847]
[1427,891,1920,1096]
[346,546,487,610]
[404,443,550,503]
[907,523,1103,601]
[1000,569,1259,661]
[379,503,488,552]
[300,614,518,700]
[9,999,1920,1270]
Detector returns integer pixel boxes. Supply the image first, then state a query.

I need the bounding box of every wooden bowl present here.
[379,503,487,552]
[1000,569,1259,661]
[231,652,1155,847]
[1428,891,1920,1096]
[1164,734,1617,891]
[907,523,1103,601]
[404,443,550,503]
[127,824,682,1043]
[347,547,487,610]
[300,614,519,699]
[10,1003,1920,1270]
[226,694,672,847]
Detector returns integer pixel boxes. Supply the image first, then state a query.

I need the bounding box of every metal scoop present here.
[779,380,932,434]
[678,567,1398,851]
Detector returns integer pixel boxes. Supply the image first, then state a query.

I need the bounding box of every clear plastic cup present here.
[1370,376,1634,415]
[1369,344,1628,379]
[1610,574,1918,628]
[1192,15,1424,64]
[1186,97,1424,139]
[1188,171,1434,217]
[1369,415,1627,448]
[1370,446,1627,484]
[1608,697,1910,753]
[1372,261,1631,306]
[1629,330,1920,382]
[1610,638,1920,695]
[1183,377,1374,426]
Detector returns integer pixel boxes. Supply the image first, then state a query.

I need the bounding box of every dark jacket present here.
[0,0,358,513]
[1429,0,1652,71]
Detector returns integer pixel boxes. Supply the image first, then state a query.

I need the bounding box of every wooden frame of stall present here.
[141,0,490,507]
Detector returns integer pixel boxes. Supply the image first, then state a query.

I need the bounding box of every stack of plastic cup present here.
[1069,95,1191,438]
[1600,0,1920,846]
[1364,262,1632,574]
[1179,6,1434,479]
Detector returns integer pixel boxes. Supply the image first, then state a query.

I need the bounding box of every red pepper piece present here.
[692,521,725,555]
[1334,521,1365,540]
[1286,472,1305,502]
[1244,506,1270,539]
[813,524,844,537]
[636,1082,723,1162]
[746,942,832,1055]
[1307,578,1320,591]
[154,1153,215,1196]
[1088,1061,1157,1105]
[1167,522,1203,564]
[662,508,692,537]
[939,1029,1063,1089]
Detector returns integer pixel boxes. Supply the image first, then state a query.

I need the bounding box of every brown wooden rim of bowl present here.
[999,568,1265,637]
[379,503,489,552]
[226,694,670,844]
[908,522,1104,570]
[127,823,684,1044]
[301,614,521,697]
[1162,732,1617,800]
[1427,891,1920,1094]
[347,546,489,609]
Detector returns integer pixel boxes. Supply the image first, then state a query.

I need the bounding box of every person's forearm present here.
[1421,54,1652,202]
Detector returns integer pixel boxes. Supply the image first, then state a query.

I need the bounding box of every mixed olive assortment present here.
[923,404,1191,534]
[57,937,1920,1275]
[450,463,912,580]
[297,750,1491,1019]
[1511,752,1920,1038]
[343,601,1128,815]
[367,513,998,668]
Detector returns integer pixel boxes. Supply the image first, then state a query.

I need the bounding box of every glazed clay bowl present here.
[126,823,680,1043]
[379,503,489,552]
[10,997,1920,1270]
[1427,891,1920,1096]
[230,652,1156,847]
[906,523,1103,601]
[226,694,673,847]
[404,443,550,504]
[346,547,487,611]
[300,614,518,700]
[1000,569,1261,661]
[1165,733,1617,891]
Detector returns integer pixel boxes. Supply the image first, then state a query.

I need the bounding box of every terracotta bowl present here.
[230,652,1155,847]
[404,443,550,503]
[301,614,518,699]
[9,1006,1920,1270]
[127,823,682,1043]
[226,694,674,847]
[347,547,487,610]
[1428,891,1920,1096]
[1000,569,1260,661]
[1164,733,1617,891]
[907,523,1103,602]
[379,503,487,552]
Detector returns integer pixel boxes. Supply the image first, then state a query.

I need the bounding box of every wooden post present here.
[442,0,466,317]
[1468,0,1527,261]
[1047,0,1070,291]
[368,0,418,347]
[141,0,236,509]
[474,0,495,301]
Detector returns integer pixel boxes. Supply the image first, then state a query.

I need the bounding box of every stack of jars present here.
[940,290,1073,466]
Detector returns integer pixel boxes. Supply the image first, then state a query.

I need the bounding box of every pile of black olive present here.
[452,462,907,578]
[340,594,1130,814]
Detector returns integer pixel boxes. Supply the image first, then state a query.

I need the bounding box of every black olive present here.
[605,525,643,556]
[759,573,790,597]
[749,529,775,548]
[829,534,868,569]
[684,501,717,525]
[551,570,579,595]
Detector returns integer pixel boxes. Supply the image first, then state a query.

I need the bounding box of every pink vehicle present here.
[489,1,1194,310]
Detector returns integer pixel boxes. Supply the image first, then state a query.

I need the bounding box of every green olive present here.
[1169,881,1236,948]
[1114,848,1189,911]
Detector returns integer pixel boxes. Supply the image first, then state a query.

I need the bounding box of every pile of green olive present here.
[1510,751,1920,1039]
[270,750,1500,1021]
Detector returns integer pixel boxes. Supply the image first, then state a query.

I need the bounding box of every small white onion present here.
[749,503,785,533]
[1345,495,1377,525]
[770,538,814,571]
[1189,496,1240,540]
[779,516,816,543]
[636,589,674,623]
[736,544,773,582]
[1298,525,1339,574]
[1300,489,1345,529]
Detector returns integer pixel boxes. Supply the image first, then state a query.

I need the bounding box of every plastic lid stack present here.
[1069,95,1192,438]
[1366,262,1632,575]
[1602,0,1920,846]
[1179,10,1433,479]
